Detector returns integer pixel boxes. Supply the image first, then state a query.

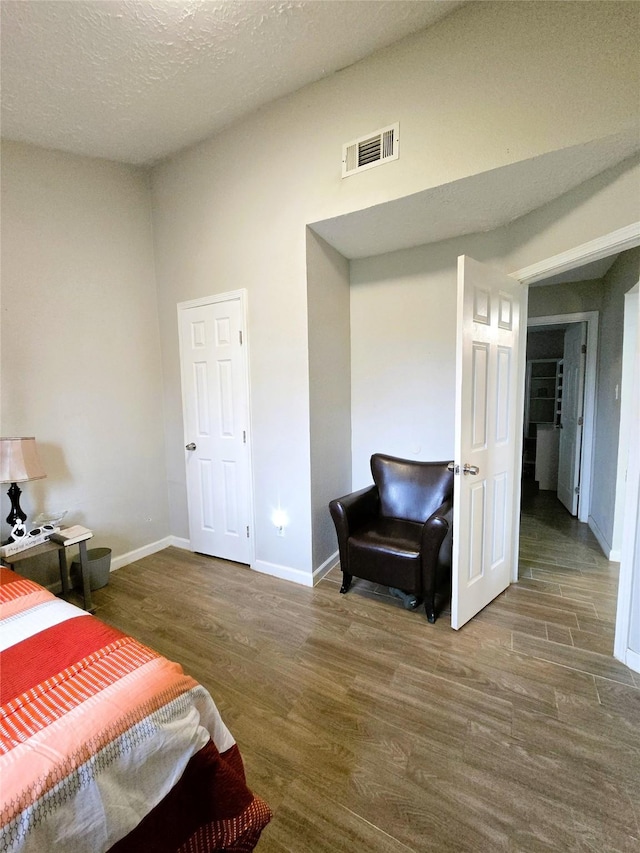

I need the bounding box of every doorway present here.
[515,234,640,673]
[523,314,597,522]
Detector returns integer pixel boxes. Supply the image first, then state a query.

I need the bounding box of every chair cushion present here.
[348,518,423,590]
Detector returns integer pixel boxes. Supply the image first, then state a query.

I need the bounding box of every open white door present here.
[557,322,587,516]
[178,292,252,565]
[451,256,527,630]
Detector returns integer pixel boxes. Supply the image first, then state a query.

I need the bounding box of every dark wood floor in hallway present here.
[92,491,639,852]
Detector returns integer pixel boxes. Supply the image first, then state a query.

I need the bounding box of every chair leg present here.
[425,594,437,624]
[340,572,352,594]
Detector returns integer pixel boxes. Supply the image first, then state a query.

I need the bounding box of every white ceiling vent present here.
[342,123,399,178]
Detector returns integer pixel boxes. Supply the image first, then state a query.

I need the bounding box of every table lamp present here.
[0,437,47,539]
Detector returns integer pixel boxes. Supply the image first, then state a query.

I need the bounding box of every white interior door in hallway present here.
[451,256,527,629]
[557,321,587,515]
[178,291,252,564]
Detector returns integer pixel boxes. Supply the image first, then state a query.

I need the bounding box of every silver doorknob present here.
[185,442,196,451]
[463,463,479,475]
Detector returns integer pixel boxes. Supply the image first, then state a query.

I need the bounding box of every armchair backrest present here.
[370,454,453,524]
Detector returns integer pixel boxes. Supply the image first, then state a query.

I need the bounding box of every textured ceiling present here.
[0,0,465,165]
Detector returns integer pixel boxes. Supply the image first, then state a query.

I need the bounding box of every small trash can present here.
[71,547,112,591]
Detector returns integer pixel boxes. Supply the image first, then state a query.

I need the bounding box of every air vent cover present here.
[342,123,399,178]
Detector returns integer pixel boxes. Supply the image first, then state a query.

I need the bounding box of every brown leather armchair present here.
[329,454,454,623]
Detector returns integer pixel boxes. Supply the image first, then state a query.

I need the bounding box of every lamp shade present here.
[0,437,47,484]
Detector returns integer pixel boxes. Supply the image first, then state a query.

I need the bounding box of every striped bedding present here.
[0,567,271,852]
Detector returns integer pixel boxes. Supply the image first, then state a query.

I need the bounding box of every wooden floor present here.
[92,492,640,852]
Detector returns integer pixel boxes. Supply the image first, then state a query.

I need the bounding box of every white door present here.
[451,256,527,630]
[557,322,587,516]
[178,292,252,564]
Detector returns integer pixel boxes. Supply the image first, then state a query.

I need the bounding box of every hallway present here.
[506,489,621,658]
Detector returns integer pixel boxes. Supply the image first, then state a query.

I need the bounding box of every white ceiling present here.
[2,1,637,261]
[0,0,466,165]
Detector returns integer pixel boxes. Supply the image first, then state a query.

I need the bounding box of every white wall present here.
[629,500,640,656]
[349,155,640,504]
[307,230,351,574]
[614,282,640,668]
[3,2,637,585]
[150,2,640,579]
[0,141,169,579]
[507,155,640,273]
[614,288,639,560]
[349,230,505,488]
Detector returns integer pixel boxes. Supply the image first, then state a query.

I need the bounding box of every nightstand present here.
[2,538,95,613]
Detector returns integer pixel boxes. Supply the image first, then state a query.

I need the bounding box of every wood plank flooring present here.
[91,492,639,852]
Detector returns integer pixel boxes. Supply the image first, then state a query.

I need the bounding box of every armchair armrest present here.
[420,503,451,560]
[428,497,453,529]
[421,497,453,553]
[329,485,379,540]
[420,498,453,622]
[329,486,379,585]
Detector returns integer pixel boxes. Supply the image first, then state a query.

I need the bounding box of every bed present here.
[0,566,272,852]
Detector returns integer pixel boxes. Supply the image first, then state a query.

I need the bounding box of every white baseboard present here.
[56,536,334,589]
[251,551,338,587]
[252,559,314,587]
[588,516,614,561]
[111,537,175,571]
[313,550,339,585]
[43,536,190,592]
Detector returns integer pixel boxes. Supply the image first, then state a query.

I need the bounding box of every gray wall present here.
[0,141,169,576]
[526,329,566,361]
[591,249,640,551]
[307,230,351,572]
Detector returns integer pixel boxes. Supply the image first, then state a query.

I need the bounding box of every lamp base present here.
[3,483,27,544]
[6,482,27,527]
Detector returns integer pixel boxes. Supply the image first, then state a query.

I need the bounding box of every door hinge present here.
[575,485,580,495]
[581,344,587,354]
[246,526,250,538]
[243,430,247,444]
[239,330,243,345]
[578,416,583,426]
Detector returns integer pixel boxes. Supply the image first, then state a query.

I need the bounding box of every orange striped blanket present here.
[0,568,271,852]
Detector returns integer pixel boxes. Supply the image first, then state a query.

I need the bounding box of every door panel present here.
[557,322,587,516]
[179,295,251,564]
[452,256,526,630]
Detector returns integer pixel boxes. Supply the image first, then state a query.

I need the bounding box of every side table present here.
[2,538,95,613]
